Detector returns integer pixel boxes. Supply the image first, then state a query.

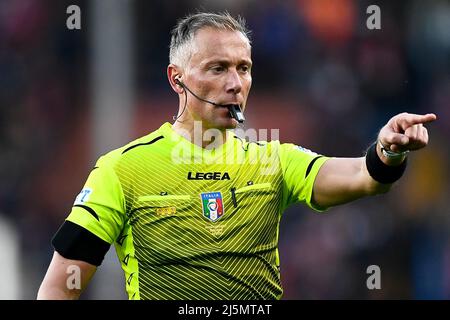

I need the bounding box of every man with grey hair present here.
[38,12,436,300]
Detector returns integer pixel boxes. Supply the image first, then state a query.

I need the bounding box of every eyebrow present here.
[204,59,252,67]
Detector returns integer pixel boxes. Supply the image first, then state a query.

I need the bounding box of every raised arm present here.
[312,112,437,208]
[37,251,97,300]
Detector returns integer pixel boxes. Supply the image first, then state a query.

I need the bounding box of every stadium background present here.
[0,0,449,299]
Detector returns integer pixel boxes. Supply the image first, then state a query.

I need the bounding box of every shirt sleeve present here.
[66,156,126,243]
[279,143,330,212]
[52,156,126,265]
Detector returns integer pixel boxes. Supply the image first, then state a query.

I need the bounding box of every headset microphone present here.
[174,79,245,123]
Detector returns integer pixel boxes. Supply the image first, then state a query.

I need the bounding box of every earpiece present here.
[174,78,183,87]
[173,77,186,121]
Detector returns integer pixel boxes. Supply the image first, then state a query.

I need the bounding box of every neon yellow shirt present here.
[63,122,329,299]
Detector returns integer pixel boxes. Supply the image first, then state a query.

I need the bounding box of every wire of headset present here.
[172,78,247,131]
[173,79,188,122]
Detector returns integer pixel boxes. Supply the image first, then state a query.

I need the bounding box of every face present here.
[181,27,252,130]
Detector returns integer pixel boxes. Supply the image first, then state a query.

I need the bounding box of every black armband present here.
[52,220,110,266]
[365,142,407,184]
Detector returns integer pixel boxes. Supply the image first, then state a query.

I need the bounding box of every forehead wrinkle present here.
[188,29,251,69]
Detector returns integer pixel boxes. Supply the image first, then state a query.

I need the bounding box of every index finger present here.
[398,113,437,128]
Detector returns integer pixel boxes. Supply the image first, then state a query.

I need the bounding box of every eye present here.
[239,65,250,73]
[211,66,225,73]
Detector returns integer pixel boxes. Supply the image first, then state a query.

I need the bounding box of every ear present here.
[167,64,184,94]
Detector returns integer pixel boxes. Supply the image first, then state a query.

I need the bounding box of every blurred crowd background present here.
[0,0,449,299]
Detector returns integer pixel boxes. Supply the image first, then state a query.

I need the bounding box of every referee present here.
[38,12,436,299]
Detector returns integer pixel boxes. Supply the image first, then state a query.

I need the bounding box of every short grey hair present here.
[169,12,251,68]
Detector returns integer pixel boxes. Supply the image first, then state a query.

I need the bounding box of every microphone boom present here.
[176,80,245,123]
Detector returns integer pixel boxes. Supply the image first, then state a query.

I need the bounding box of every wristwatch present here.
[378,140,409,159]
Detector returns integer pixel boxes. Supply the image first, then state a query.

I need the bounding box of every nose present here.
[225,69,242,94]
